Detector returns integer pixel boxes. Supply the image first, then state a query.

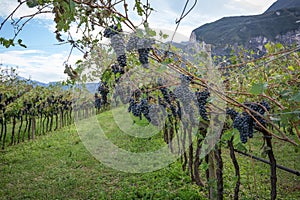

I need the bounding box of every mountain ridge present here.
[191,0,300,56]
[265,0,300,13]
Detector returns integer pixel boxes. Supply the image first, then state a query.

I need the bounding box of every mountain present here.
[17,76,49,87]
[265,0,300,13]
[191,0,300,56]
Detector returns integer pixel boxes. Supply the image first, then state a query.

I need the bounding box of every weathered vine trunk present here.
[39,113,43,135]
[10,115,17,145]
[31,116,36,140]
[182,127,188,171]
[69,108,73,125]
[264,133,277,200]
[206,152,217,200]
[27,115,32,140]
[17,115,23,143]
[228,138,240,200]
[215,146,223,200]
[188,127,194,181]
[42,113,47,134]
[49,114,53,132]
[60,109,63,129]
[23,114,29,142]
[54,113,58,131]
[2,118,7,149]
[194,137,204,186]
[46,115,49,132]
[0,118,3,142]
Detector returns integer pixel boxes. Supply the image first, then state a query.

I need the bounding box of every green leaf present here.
[26,0,39,8]
[147,29,156,37]
[221,130,234,142]
[290,92,300,102]
[134,0,144,16]
[250,82,267,95]
[264,43,272,52]
[136,29,144,38]
[275,43,284,49]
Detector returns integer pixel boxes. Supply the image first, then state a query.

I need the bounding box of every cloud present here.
[225,0,276,14]
[0,49,82,83]
[0,0,53,19]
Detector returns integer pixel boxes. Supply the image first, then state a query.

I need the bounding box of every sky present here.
[0,0,277,83]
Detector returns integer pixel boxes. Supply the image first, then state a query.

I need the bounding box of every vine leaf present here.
[250,82,267,95]
[290,92,300,102]
[26,0,39,8]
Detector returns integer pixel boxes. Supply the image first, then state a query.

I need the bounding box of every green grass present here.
[0,110,299,199]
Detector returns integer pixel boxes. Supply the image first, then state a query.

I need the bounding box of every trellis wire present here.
[234,149,300,176]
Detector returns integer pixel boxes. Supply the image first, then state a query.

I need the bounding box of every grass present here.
[0,109,299,199]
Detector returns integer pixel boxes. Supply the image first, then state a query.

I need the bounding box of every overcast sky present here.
[0,0,277,83]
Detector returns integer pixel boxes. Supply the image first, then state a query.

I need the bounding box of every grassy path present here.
[0,110,299,199]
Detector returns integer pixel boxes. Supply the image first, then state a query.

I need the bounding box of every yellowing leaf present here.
[288,66,295,71]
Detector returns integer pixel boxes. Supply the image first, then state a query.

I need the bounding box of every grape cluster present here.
[229,101,271,143]
[247,100,270,126]
[128,97,142,119]
[117,54,127,68]
[126,34,139,52]
[113,85,131,105]
[158,96,167,108]
[138,48,151,67]
[148,104,162,126]
[137,38,154,68]
[94,93,101,110]
[174,75,196,124]
[104,25,127,67]
[233,113,253,143]
[157,79,182,118]
[128,97,151,121]
[195,88,210,121]
[140,98,151,121]
[111,63,124,74]
[226,108,238,120]
[111,63,124,83]
[103,25,120,38]
[111,34,127,67]
[127,90,165,126]
[98,82,109,105]
[127,35,155,68]
[159,87,171,105]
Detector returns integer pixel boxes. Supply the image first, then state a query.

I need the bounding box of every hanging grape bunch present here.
[98,82,109,105]
[111,63,124,75]
[126,32,155,68]
[174,74,196,125]
[137,37,155,68]
[104,25,127,68]
[94,93,101,111]
[113,84,131,105]
[111,63,124,83]
[127,88,165,126]
[195,88,210,121]
[227,100,270,143]
[233,113,253,143]
[126,34,139,52]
